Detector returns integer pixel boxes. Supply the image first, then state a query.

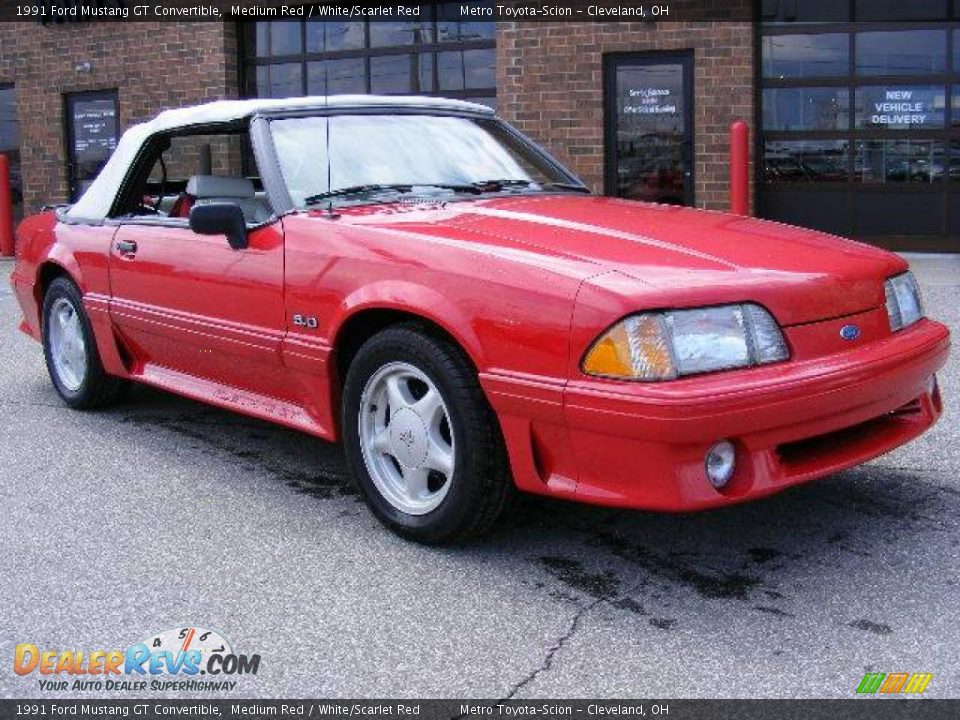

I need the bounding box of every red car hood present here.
[332,195,906,326]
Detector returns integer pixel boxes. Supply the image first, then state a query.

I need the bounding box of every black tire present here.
[342,323,513,544]
[42,277,129,409]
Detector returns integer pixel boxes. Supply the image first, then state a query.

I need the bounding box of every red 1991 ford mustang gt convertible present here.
[10,96,950,543]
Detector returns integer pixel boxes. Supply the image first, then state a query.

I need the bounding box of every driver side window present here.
[114,128,273,225]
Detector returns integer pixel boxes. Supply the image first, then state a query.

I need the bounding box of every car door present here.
[108,215,292,403]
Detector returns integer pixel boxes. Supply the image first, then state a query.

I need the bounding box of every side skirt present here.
[137,363,333,440]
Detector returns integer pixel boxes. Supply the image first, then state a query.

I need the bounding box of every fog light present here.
[705,441,736,489]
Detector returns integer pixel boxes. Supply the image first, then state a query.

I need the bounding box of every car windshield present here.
[269,113,585,207]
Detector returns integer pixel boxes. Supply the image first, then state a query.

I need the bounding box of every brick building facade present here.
[496,19,755,211]
[0,21,238,213]
[0,5,957,251]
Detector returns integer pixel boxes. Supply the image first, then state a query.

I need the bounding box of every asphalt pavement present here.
[0,254,957,699]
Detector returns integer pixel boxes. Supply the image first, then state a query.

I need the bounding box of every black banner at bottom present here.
[2,700,957,720]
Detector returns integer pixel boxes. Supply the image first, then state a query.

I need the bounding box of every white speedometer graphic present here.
[141,626,233,667]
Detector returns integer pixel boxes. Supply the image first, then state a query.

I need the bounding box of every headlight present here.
[885,272,924,332]
[582,303,789,381]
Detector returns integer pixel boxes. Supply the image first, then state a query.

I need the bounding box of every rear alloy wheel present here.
[42,277,128,409]
[342,323,513,544]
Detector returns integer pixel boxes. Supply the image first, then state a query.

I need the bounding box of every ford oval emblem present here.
[840,324,861,341]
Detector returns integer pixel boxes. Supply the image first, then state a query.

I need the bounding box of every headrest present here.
[186,175,255,199]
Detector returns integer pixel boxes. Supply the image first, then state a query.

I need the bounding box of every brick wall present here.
[496,13,756,212]
[0,21,239,212]
[0,18,755,214]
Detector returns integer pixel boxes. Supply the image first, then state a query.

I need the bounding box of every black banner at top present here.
[3,0,756,24]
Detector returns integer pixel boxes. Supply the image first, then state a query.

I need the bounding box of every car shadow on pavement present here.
[482,466,956,626]
[113,383,957,632]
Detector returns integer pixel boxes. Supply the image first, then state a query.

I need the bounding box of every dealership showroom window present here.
[0,1,958,715]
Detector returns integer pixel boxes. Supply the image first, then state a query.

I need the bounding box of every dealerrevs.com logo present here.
[14,627,260,692]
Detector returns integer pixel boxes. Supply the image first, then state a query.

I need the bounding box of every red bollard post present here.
[729,121,750,217]
[0,153,14,257]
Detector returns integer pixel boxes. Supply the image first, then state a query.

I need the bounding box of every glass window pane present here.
[0,86,18,150]
[370,54,432,94]
[258,63,302,98]
[438,3,496,43]
[954,85,960,126]
[856,140,947,184]
[308,58,368,95]
[369,21,433,48]
[418,53,434,93]
[855,86,946,129]
[306,21,364,52]
[761,0,849,23]
[272,117,330,203]
[0,86,20,222]
[762,87,849,131]
[438,51,464,91]
[305,21,323,53]
[306,62,324,94]
[271,114,573,207]
[331,58,368,94]
[438,19,458,43]
[256,66,269,98]
[955,31,959,72]
[856,30,947,75]
[855,0,948,21]
[951,141,960,183]
[763,141,849,182]
[463,48,496,90]
[460,21,496,41]
[255,23,270,58]
[762,34,849,78]
[270,21,302,56]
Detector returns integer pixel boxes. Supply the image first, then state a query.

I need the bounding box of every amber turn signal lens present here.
[582,314,677,380]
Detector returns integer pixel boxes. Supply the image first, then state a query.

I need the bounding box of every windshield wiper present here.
[470,179,533,192]
[303,179,591,207]
[468,179,592,194]
[303,184,413,206]
[541,182,592,193]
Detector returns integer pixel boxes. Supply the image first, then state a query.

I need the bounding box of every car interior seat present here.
[184,175,272,225]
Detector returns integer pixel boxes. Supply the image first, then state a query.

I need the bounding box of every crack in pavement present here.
[502,598,603,701]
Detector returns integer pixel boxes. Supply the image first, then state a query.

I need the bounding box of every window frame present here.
[253,105,584,214]
[106,120,280,229]
[755,4,959,249]
[237,12,496,105]
[758,18,960,188]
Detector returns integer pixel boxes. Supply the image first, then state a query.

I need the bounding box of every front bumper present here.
[488,318,949,511]
[10,266,40,341]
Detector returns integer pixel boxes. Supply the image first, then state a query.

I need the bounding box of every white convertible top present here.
[66,94,495,221]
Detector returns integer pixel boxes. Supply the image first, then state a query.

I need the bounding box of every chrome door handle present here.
[116,240,137,254]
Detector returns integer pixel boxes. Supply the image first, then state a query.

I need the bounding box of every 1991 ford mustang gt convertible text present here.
[11,96,950,543]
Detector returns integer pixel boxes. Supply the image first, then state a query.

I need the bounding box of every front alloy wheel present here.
[342,323,513,544]
[359,361,456,515]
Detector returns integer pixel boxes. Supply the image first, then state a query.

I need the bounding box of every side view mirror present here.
[189,203,248,250]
